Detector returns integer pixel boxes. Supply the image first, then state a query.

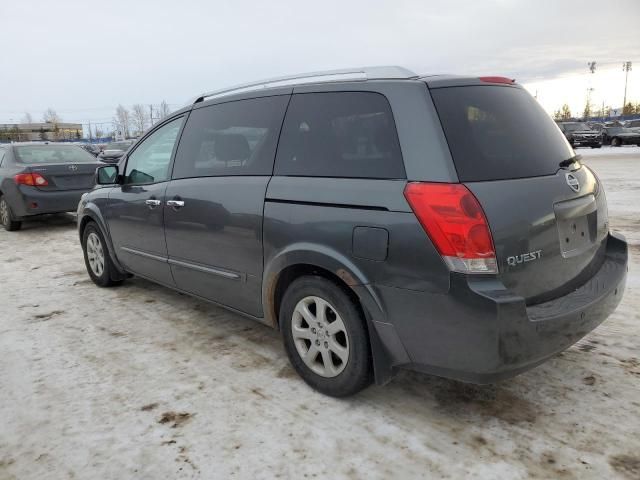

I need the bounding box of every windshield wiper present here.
[559,155,581,169]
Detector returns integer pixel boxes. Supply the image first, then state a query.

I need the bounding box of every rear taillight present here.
[403,182,498,274]
[14,173,49,186]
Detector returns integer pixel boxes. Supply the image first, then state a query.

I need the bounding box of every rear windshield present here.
[14,145,96,164]
[431,86,574,182]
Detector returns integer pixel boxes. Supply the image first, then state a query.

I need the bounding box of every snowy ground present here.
[1,146,639,480]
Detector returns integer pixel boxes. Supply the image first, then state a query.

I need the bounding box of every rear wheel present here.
[0,196,21,231]
[82,222,123,287]
[611,137,622,147]
[280,276,372,397]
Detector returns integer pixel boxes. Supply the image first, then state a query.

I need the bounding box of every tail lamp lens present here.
[14,173,49,186]
[403,182,498,274]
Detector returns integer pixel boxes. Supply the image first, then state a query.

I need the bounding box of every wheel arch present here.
[79,205,126,274]
[263,243,406,385]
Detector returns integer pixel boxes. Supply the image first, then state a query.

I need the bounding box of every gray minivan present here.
[78,67,627,397]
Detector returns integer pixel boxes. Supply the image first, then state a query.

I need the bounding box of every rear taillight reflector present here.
[403,182,498,274]
[14,173,49,186]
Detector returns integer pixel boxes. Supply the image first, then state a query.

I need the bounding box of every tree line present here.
[0,108,79,142]
[111,101,172,139]
[554,101,640,121]
[0,102,174,143]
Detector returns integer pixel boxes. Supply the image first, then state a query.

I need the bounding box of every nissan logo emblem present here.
[566,173,580,192]
[68,165,78,171]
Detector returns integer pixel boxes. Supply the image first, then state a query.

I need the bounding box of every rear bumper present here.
[373,232,627,384]
[12,186,87,217]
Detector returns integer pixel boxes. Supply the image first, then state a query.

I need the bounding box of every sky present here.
[0,0,638,128]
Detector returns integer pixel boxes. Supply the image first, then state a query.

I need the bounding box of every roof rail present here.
[191,66,418,104]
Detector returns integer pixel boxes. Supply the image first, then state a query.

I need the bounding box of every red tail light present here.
[403,182,498,274]
[14,173,49,186]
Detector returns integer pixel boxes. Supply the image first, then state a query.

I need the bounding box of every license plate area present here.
[557,214,595,257]
[52,174,92,189]
[554,194,598,258]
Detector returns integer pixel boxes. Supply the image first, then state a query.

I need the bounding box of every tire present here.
[611,137,622,147]
[0,195,22,231]
[81,222,123,287]
[280,275,372,397]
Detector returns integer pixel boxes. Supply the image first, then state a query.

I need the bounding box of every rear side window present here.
[172,95,289,179]
[274,92,405,179]
[431,86,574,182]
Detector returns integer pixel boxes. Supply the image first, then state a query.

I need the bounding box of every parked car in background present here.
[587,122,605,133]
[0,143,103,231]
[623,119,640,132]
[601,126,640,147]
[78,67,627,397]
[557,122,601,148]
[98,140,135,163]
[77,143,101,156]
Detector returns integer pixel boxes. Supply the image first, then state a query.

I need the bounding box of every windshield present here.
[14,145,97,164]
[106,142,133,151]
[563,123,592,132]
[431,86,574,182]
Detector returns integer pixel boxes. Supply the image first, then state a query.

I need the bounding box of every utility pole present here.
[585,88,594,120]
[88,120,92,142]
[149,104,154,127]
[586,61,596,121]
[622,61,632,113]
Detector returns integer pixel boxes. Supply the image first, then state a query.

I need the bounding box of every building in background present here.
[0,122,83,142]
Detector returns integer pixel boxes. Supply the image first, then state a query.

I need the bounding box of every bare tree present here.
[21,112,33,124]
[131,104,147,136]
[158,100,171,120]
[114,105,131,139]
[42,108,61,124]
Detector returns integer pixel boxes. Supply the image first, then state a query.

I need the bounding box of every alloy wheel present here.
[0,200,8,226]
[291,295,349,378]
[86,232,105,277]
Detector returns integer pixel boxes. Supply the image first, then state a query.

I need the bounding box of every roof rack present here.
[191,66,418,104]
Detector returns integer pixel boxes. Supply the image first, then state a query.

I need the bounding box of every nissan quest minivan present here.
[78,67,627,397]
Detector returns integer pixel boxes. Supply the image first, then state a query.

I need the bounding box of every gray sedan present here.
[0,143,102,231]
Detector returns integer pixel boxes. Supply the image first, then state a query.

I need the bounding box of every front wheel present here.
[0,196,21,231]
[280,276,372,397]
[82,222,123,287]
[611,137,622,147]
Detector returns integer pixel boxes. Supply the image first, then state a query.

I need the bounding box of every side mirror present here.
[96,165,120,185]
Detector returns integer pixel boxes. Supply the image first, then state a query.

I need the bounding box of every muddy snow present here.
[1,147,639,479]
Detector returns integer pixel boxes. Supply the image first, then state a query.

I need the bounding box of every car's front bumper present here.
[371,232,627,384]
[572,137,601,147]
[12,185,88,217]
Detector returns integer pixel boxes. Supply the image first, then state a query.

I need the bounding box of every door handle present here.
[166,200,185,208]
[145,199,161,207]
